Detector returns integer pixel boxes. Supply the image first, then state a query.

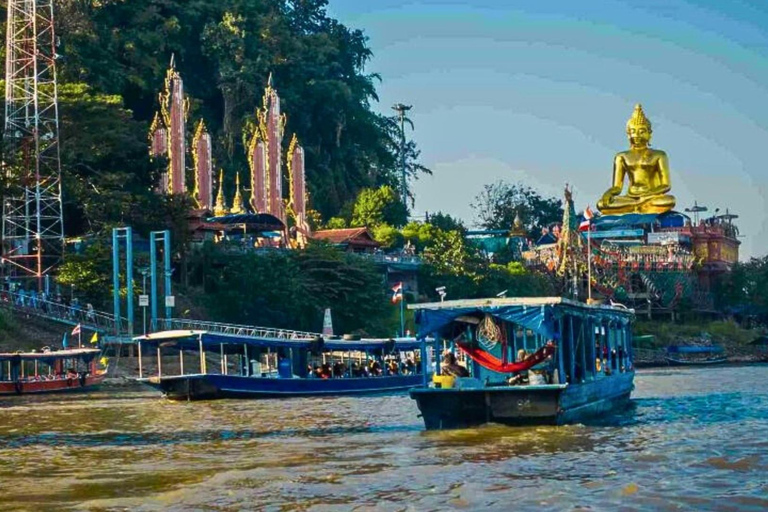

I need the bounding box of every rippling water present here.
[2,365,768,511]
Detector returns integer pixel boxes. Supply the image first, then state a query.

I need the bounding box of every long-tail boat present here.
[665,345,727,366]
[0,348,106,395]
[408,297,635,430]
[134,330,428,400]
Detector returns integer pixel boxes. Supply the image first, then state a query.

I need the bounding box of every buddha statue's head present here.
[626,104,652,149]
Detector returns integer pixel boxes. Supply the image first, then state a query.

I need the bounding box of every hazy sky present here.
[327,0,768,258]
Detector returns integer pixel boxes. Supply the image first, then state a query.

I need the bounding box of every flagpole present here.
[587,227,592,302]
[400,294,405,337]
[79,328,82,348]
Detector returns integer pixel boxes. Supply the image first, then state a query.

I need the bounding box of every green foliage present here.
[634,319,758,347]
[48,0,430,221]
[372,224,403,249]
[190,243,396,335]
[712,256,768,323]
[351,185,408,228]
[472,181,563,238]
[56,241,114,309]
[401,221,438,251]
[422,229,481,278]
[427,211,465,233]
[325,217,348,229]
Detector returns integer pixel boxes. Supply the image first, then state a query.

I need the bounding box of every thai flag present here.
[71,324,81,336]
[579,205,594,232]
[391,282,404,304]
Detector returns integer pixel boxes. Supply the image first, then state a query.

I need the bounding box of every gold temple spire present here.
[231,172,246,214]
[213,169,230,217]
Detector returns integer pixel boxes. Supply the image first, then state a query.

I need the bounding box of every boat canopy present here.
[133,330,423,352]
[0,348,101,363]
[410,297,634,338]
[666,345,724,354]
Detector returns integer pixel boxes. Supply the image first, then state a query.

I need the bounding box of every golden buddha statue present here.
[597,104,676,215]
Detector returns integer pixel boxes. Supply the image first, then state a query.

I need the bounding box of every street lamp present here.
[391,103,413,203]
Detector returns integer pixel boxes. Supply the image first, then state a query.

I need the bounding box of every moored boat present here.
[665,345,727,366]
[134,330,428,400]
[0,348,106,396]
[408,297,635,430]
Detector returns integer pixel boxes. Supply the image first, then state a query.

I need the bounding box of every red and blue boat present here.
[0,347,106,396]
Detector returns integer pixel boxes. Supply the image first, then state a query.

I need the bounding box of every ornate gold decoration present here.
[191,119,207,209]
[231,172,246,214]
[597,104,676,215]
[213,169,230,217]
[510,210,526,236]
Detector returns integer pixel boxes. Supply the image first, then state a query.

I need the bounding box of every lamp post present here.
[139,267,150,335]
[391,103,413,203]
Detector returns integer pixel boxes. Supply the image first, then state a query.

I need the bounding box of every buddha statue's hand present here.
[600,187,622,206]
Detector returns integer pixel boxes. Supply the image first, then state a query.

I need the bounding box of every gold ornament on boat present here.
[596,104,676,215]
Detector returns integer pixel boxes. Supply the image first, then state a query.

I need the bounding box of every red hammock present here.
[456,341,555,373]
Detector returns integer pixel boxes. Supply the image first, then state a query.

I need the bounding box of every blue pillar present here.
[112,229,121,334]
[164,230,172,320]
[125,227,134,335]
[150,233,158,332]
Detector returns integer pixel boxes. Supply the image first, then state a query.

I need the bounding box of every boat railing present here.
[0,290,127,334]
[158,318,322,340]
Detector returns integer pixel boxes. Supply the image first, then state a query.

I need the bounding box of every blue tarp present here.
[666,345,724,354]
[590,211,688,230]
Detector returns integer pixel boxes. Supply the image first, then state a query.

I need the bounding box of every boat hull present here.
[410,372,634,430]
[665,357,728,366]
[140,373,426,400]
[0,372,106,396]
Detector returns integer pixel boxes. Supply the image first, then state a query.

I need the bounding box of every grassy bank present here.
[634,319,759,349]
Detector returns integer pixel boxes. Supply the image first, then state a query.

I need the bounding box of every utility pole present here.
[391,103,412,203]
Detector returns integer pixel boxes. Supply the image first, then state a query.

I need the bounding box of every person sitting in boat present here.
[404,357,416,375]
[368,359,382,376]
[319,363,332,379]
[529,368,547,385]
[508,349,530,385]
[387,359,399,375]
[332,361,347,378]
[441,351,469,378]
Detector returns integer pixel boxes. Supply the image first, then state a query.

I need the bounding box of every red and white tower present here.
[2,0,64,286]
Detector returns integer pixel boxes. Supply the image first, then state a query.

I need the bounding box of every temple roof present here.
[312,228,379,247]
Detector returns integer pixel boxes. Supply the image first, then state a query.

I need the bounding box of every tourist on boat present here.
[508,349,530,385]
[387,359,399,375]
[529,369,547,385]
[368,359,382,376]
[441,351,469,377]
[332,361,347,378]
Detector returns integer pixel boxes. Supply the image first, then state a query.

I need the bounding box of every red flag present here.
[579,206,594,232]
[71,324,81,336]
[391,282,404,304]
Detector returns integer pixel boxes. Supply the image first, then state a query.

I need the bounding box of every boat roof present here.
[133,330,423,351]
[0,348,101,361]
[409,296,634,314]
[409,296,634,339]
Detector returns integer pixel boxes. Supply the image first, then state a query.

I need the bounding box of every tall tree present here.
[472,181,563,238]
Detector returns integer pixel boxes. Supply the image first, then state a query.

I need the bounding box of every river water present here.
[1,365,767,511]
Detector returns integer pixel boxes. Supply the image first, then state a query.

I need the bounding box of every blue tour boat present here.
[408,297,635,430]
[134,330,428,400]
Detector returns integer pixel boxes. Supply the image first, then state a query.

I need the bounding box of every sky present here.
[326,0,768,259]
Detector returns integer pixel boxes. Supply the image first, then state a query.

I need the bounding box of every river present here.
[1,365,767,511]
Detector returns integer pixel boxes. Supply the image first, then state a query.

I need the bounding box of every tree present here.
[427,211,465,233]
[472,181,562,238]
[351,185,408,228]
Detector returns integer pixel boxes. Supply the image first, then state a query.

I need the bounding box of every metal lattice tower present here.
[2,0,64,288]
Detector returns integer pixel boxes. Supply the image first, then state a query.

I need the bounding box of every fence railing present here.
[158,318,321,340]
[0,290,127,334]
